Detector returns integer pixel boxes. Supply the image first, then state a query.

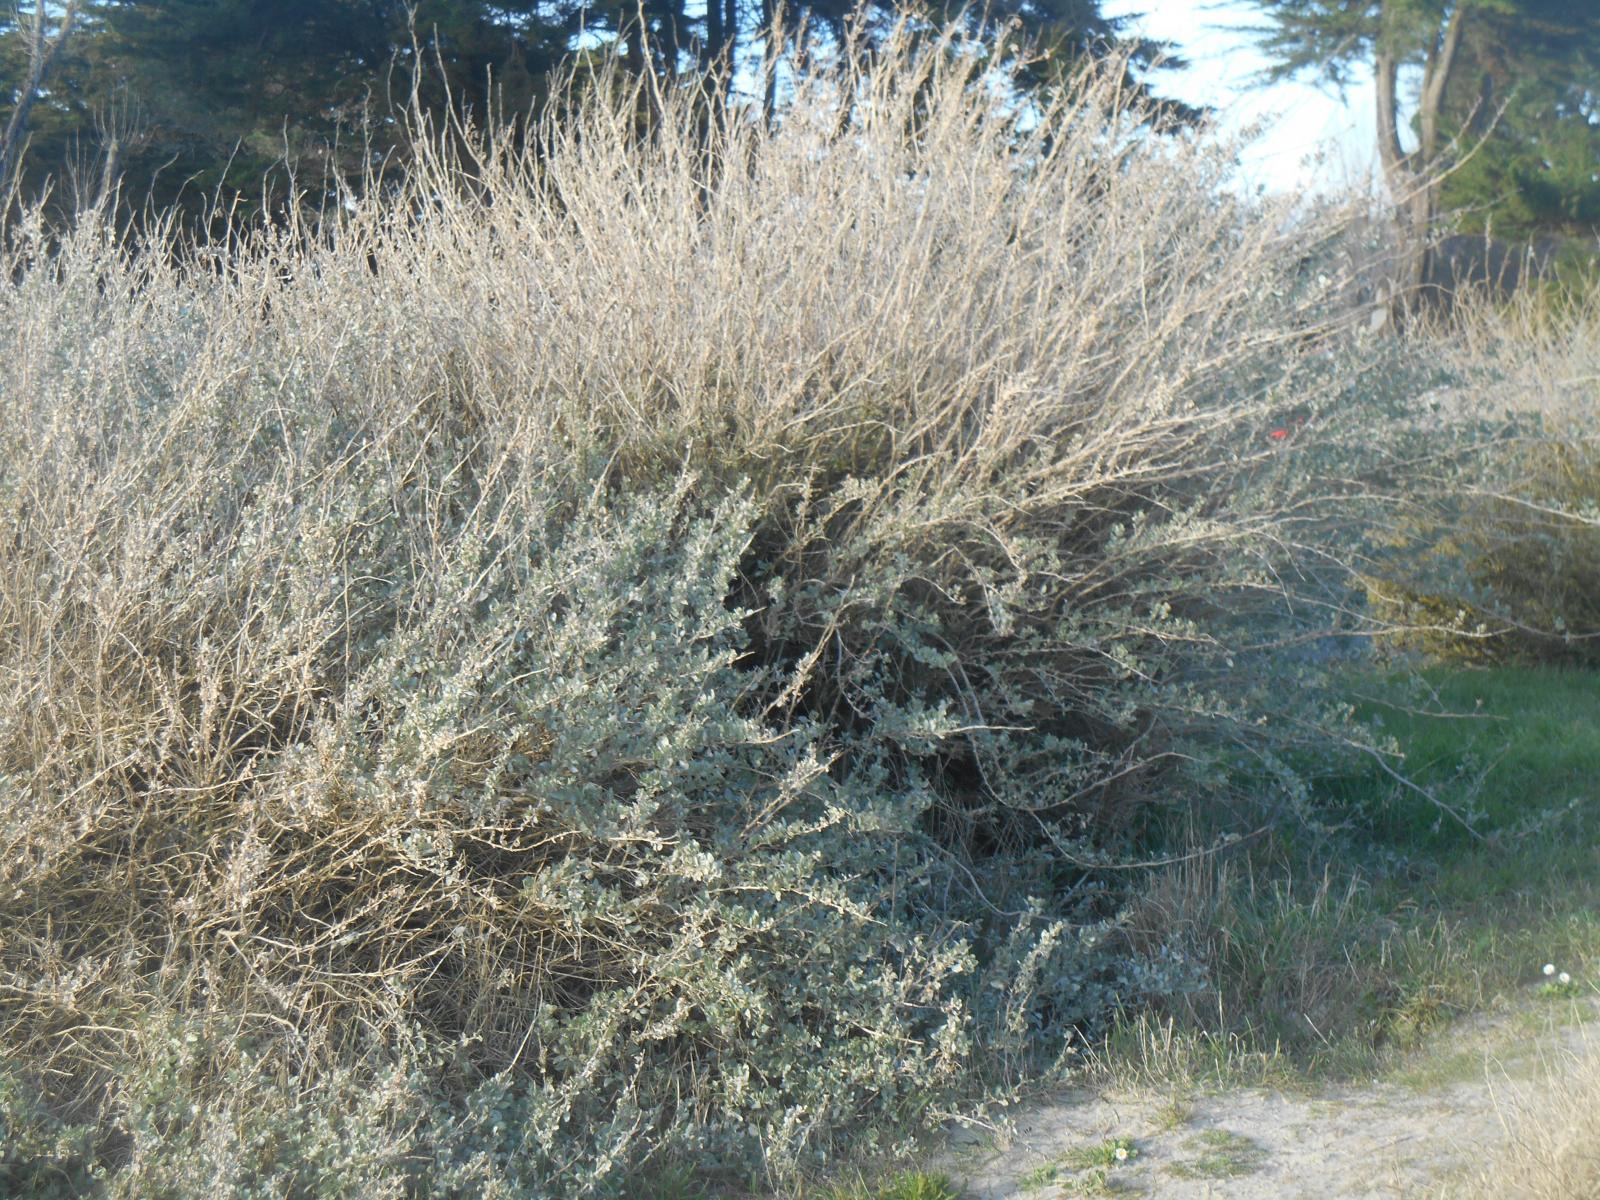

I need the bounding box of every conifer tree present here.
[2,0,1167,225]
[1245,1,1600,306]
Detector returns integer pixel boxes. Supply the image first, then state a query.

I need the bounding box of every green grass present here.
[1334,664,1600,856]
[1149,1095,1192,1132]
[1327,665,1600,1031]
[1059,1169,1135,1196]
[1101,664,1600,1091]
[1017,1162,1060,1191]
[814,1172,962,1200]
[1058,1137,1139,1172]
[1165,1130,1267,1179]
[1017,1137,1139,1193]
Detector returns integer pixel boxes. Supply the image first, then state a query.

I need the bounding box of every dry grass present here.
[1450,1027,1600,1199]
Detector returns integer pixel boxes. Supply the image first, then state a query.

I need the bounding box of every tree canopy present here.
[2,0,570,218]
[1246,0,1600,251]
[1436,8,1600,241]
[1,0,1178,225]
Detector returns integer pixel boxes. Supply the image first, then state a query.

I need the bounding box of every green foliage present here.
[1436,8,1600,243]
[0,1069,103,1200]
[1111,664,1600,1089]
[1247,1,1597,97]
[0,0,569,220]
[1247,1,1600,244]
[1535,976,1583,1001]
[1248,0,1446,88]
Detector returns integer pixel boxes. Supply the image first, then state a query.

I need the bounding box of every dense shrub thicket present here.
[0,20,1409,1196]
[1363,302,1600,668]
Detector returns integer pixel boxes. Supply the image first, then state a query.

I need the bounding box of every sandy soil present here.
[938,996,1599,1199]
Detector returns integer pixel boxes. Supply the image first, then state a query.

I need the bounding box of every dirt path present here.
[939,996,1598,1199]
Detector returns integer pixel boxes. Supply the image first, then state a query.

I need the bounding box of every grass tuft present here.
[818,1170,963,1200]
[1166,1129,1267,1180]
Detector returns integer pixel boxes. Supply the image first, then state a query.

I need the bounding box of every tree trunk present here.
[723,0,739,103]
[704,0,724,74]
[760,0,778,130]
[0,1,80,197]
[1374,0,1469,325]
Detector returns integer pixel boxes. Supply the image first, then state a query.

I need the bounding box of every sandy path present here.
[940,997,1598,1199]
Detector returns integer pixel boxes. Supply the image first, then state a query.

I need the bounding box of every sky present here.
[1103,0,1384,197]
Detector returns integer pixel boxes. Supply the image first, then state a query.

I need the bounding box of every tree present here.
[1,0,79,198]
[1245,1,1600,312]
[1435,14,1600,243]
[2,0,573,222]
[104,0,574,218]
[535,0,1180,125]
[1,0,1173,227]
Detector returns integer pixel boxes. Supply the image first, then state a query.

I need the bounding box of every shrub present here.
[1362,300,1600,667]
[1365,441,1600,666]
[0,15,1391,1195]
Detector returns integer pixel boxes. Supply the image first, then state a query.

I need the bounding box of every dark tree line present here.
[1,0,1177,226]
